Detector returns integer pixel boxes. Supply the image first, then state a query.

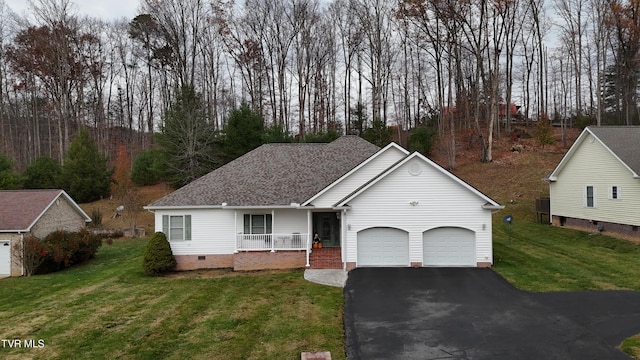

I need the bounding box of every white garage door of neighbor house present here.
[357,227,409,267]
[423,227,476,267]
[0,241,10,276]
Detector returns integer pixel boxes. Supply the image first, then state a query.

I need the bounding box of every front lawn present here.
[492,221,640,292]
[0,238,345,360]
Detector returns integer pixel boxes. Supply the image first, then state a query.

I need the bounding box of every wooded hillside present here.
[0,0,635,172]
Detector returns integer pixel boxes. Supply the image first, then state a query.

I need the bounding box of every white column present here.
[270,209,275,252]
[306,209,312,267]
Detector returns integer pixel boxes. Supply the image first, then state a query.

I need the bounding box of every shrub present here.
[13,235,48,277]
[37,229,103,274]
[91,208,103,227]
[143,232,176,276]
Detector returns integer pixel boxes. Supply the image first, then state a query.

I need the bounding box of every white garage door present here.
[357,227,409,267]
[0,241,10,276]
[423,227,476,267]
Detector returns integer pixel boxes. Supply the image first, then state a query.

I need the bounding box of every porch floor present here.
[309,247,342,269]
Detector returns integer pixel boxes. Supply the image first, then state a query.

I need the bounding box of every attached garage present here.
[0,240,10,276]
[357,227,409,267]
[423,227,476,267]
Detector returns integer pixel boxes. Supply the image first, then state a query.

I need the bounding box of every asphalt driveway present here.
[344,268,640,360]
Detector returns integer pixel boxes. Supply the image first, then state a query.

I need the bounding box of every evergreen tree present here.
[23,157,62,189]
[131,148,166,185]
[263,123,293,144]
[60,129,112,203]
[223,104,265,162]
[0,152,22,190]
[143,232,177,276]
[156,85,219,187]
[361,118,393,147]
[409,125,437,156]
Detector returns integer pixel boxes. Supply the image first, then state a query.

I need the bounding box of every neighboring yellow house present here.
[546,126,640,240]
[0,190,91,277]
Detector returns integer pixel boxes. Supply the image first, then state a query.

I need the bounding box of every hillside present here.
[437,126,580,222]
[80,126,580,234]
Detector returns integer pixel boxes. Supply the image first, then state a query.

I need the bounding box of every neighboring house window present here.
[610,186,621,200]
[162,215,191,241]
[585,186,595,208]
[243,214,272,234]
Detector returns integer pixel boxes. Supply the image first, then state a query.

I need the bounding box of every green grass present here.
[0,238,345,360]
[492,219,640,292]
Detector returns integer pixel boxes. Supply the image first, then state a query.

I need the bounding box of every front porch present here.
[236,233,309,252]
[233,209,344,269]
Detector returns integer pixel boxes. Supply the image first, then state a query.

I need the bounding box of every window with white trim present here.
[585,186,595,208]
[610,186,621,200]
[162,215,192,241]
[243,214,272,234]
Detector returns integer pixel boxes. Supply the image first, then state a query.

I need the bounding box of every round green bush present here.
[143,232,177,276]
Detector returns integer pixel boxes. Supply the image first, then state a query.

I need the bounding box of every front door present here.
[313,212,341,247]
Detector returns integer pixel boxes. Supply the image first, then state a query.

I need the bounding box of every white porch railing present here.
[236,233,310,252]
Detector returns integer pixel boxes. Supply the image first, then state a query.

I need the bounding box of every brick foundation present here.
[552,215,640,241]
[411,262,422,268]
[345,262,356,271]
[476,262,492,268]
[174,254,234,271]
[233,251,306,271]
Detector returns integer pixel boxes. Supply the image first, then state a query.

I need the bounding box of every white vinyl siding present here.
[156,209,236,255]
[310,146,407,207]
[550,135,640,226]
[344,159,492,267]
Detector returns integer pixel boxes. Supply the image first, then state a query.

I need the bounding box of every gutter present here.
[144,204,312,211]
[482,204,505,211]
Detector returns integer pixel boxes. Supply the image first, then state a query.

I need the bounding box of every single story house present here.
[546,126,640,239]
[0,189,92,277]
[145,136,503,271]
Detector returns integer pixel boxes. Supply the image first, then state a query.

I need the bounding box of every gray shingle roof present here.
[148,136,380,207]
[589,126,640,174]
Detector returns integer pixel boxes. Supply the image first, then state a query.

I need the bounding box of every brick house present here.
[0,190,91,277]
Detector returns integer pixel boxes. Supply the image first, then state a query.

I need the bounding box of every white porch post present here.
[270,209,275,252]
[234,210,238,253]
[306,209,312,267]
[341,209,347,270]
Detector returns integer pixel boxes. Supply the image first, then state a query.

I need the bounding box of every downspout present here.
[20,233,24,276]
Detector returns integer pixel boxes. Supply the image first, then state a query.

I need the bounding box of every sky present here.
[5,0,140,21]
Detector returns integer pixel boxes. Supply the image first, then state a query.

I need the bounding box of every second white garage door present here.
[423,227,476,267]
[357,227,409,267]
